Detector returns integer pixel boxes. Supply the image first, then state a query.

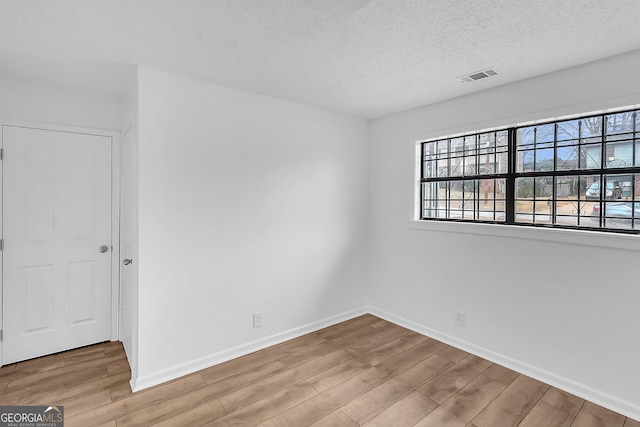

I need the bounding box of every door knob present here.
[99,245,110,253]
[123,259,133,265]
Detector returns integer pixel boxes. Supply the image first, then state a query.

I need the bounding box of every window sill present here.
[408,220,640,251]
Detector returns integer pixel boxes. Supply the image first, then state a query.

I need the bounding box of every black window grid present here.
[420,109,640,234]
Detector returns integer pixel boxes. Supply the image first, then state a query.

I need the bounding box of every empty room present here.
[0,0,639,426]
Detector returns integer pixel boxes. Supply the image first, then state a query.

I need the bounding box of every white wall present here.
[134,67,369,389]
[0,78,123,130]
[119,72,139,383]
[368,50,640,419]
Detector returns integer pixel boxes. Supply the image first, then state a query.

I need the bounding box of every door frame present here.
[0,118,121,365]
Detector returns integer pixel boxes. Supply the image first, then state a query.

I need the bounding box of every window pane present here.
[603,201,633,230]
[478,153,495,175]
[422,181,449,219]
[517,149,534,172]
[557,146,578,170]
[557,119,579,142]
[516,177,533,199]
[555,176,584,226]
[606,174,627,200]
[516,200,534,214]
[581,144,601,169]
[464,136,477,176]
[479,132,494,147]
[515,176,534,223]
[437,140,450,177]
[449,138,463,176]
[421,179,505,223]
[496,130,508,146]
[518,124,555,146]
[515,177,553,224]
[580,116,603,143]
[517,126,535,147]
[579,176,597,199]
[535,177,553,198]
[606,111,635,141]
[605,140,633,168]
[535,148,554,171]
[424,160,436,178]
[496,150,508,174]
[534,123,555,143]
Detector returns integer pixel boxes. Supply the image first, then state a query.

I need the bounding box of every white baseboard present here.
[367,306,640,422]
[131,307,368,392]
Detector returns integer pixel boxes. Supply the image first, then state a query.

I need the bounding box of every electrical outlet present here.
[455,311,466,327]
[253,312,263,328]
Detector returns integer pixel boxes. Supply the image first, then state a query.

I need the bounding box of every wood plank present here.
[417,354,492,404]
[0,345,109,382]
[106,359,130,376]
[375,337,447,377]
[330,325,387,348]
[0,365,18,383]
[7,365,109,395]
[414,374,506,427]
[277,341,340,368]
[59,345,117,366]
[103,341,125,357]
[153,400,227,427]
[316,315,378,340]
[2,371,130,406]
[197,349,274,384]
[358,333,427,366]
[437,345,469,362]
[370,319,393,329]
[5,353,122,393]
[471,375,549,427]
[625,418,640,427]
[115,385,227,426]
[306,333,435,394]
[198,332,326,385]
[205,382,318,427]
[110,382,132,402]
[203,360,287,397]
[305,357,373,393]
[218,349,354,412]
[344,324,412,356]
[261,332,328,359]
[572,401,626,427]
[310,410,359,427]
[342,354,453,424]
[65,374,206,427]
[518,400,574,427]
[362,391,439,427]
[482,363,519,386]
[0,379,8,394]
[264,367,388,425]
[540,387,584,416]
[63,389,113,418]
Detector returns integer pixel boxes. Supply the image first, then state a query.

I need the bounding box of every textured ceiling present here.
[1,0,640,119]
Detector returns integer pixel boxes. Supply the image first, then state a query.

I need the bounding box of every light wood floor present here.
[0,315,637,426]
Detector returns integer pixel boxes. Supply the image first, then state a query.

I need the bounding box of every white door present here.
[2,125,112,364]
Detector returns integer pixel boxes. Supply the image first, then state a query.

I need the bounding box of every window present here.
[420,108,640,233]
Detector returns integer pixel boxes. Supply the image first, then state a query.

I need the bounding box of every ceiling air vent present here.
[459,68,497,83]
